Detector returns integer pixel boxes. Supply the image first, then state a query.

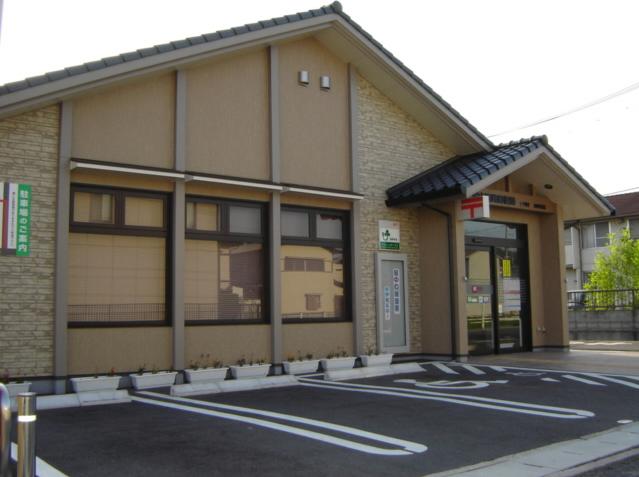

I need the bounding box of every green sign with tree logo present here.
[379,220,400,250]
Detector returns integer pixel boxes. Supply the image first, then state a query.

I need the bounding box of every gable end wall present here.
[357,77,454,352]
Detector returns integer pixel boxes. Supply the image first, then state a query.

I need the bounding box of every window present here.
[281,207,348,322]
[629,219,639,240]
[281,210,309,237]
[185,197,266,324]
[186,201,218,232]
[464,221,520,240]
[68,186,168,326]
[305,294,321,311]
[72,191,114,224]
[583,222,609,248]
[564,228,572,246]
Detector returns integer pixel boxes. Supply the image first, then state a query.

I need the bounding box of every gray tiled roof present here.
[0,2,491,148]
[386,136,615,213]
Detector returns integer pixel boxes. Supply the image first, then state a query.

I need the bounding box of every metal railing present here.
[567,289,639,311]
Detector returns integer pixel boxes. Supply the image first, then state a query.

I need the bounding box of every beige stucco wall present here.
[71,74,175,169]
[281,194,351,210]
[283,322,354,359]
[539,208,569,347]
[185,325,271,366]
[418,207,454,355]
[68,328,172,374]
[186,49,270,180]
[185,182,270,202]
[279,37,350,190]
[71,170,174,192]
[0,106,59,378]
[357,77,454,353]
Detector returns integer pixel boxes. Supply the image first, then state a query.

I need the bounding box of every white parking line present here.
[432,362,459,375]
[131,395,427,456]
[460,364,486,375]
[298,379,594,419]
[11,442,68,477]
[489,366,508,372]
[562,374,607,386]
[582,373,639,390]
[458,363,639,380]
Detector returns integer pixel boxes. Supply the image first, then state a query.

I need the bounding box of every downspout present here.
[577,222,584,289]
[422,203,457,360]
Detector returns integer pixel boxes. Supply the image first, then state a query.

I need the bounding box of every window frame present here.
[70,184,169,237]
[281,205,351,324]
[68,184,171,328]
[594,221,610,248]
[564,227,572,246]
[185,195,269,326]
[628,218,639,240]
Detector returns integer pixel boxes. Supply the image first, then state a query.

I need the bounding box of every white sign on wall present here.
[379,220,400,250]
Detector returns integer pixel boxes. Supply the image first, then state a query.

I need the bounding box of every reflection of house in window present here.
[305,294,321,311]
[284,257,326,272]
[281,245,344,320]
[184,198,265,323]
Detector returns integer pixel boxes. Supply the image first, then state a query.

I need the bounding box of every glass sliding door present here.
[464,220,531,355]
[495,247,527,353]
[465,247,494,355]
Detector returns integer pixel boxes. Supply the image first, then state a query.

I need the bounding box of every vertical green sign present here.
[16,184,31,256]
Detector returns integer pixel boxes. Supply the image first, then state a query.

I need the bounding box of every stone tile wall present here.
[0,106,59,377]
[357,78,453,352]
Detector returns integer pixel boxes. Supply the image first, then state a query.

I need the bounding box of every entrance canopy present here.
[386,136,614,221]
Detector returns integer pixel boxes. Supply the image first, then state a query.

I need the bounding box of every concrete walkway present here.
[428,423,639,477]
[571,341,639,352]
[466,349,639,376]
[432,349,639,476]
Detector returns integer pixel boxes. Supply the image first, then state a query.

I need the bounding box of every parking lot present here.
[17,361,639,476]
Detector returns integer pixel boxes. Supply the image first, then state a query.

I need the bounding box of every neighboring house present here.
[0,2,613,392]
[565,191,639,289]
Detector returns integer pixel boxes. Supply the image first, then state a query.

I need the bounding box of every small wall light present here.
[298,70,309,86]
[320,75,331,90]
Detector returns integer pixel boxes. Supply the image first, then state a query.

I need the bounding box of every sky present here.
[1,0,638,196]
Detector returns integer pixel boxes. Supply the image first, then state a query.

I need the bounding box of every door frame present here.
[375,252,411,354]
[464,225,532,354]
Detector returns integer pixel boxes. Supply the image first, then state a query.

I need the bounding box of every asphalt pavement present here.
[18,358,639,477]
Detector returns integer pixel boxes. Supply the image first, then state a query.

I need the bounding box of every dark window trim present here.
[70,183,169,235]
[68,183,172,328]
[184,319,268,326]
[281,204,347,243]
[281,205,351,323]
[464,219,527,248]
[282,317,349,325]
[185,195,266,240]
[68,321,169,329]
[184,195,270,326]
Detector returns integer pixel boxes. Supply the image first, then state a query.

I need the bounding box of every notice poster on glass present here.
[503,278,521,312]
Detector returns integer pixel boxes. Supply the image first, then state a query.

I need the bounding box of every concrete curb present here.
[426,422,639,477]
[170,375,298,396]
[325,362,424,381]
[25,390,131,411]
